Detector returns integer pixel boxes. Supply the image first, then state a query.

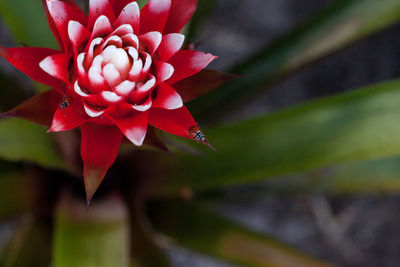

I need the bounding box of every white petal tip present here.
[84,105,105,118]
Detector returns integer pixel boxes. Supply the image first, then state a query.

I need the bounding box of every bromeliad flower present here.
[0,0,233,203]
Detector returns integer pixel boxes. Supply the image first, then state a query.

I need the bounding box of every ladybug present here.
[60,96,72,109]
[189,126,216,151]
[189,126,206,142]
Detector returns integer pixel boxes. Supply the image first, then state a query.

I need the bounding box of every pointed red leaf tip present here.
[81,123,123,204]
[173,69,240,103]
[157,33,185,61]
[112,111,149,146]
[148,106,194,138]
[149,107,215,150]
[108,0,133,16]
[152,83,183,110]
[140,0,171,34]
[114,1,140,33]
[45,0,87,52]
[167,50,217,85]
[0,47,66,91]
[39,53,71,83]
[164,0,198,34]
[0,90,62,127]
[42,0,63,50]
[89,0,116,30]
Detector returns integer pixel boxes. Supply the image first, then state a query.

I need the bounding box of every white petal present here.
[92,15,112,37]
[127,47,138,61]
[114,80,135,96]
[132,98,152,112]
[121,34,139,49]
[84,104,104,118]
[68,20,89,50]
[91,55,104,69]
[158,33,185,61]
[136,75,156,93]
[101,35,123,50]
[88,66,105,86]
[102,45,130,74]
[139,31,162,55]
[128,59,143,80]
[156,61,174,83]
[102,45,117,61]
[101,91,123,103]
[142,52,152,73]
[103,63,122,87]
[74,80,89,97]
[77,53,86,75]
[112,24,133,36]
[86,37,103,64]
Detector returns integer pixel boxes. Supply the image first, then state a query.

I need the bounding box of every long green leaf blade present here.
[190,0,400,119]
[0,0,57,48]
[53,193,130,267]
[150,79,400,194]
[0,119,65,170]
[262,156,400,194]
[149,200,332,267]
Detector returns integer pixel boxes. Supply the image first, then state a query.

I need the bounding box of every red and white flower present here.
[0,0,234,202]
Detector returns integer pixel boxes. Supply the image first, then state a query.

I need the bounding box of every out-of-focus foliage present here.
[0,119,65,170]
[1,0,400,266]
[0,0,56,48]
[149,199,332,267]
[0,216,52,267]
[0,172,33,218]
[260,156,400,194]
[53,194,130,267]
[189,0,400,120]
[151,79,400,194]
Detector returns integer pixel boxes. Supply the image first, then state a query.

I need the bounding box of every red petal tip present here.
[86,199,91,211]
[0,110,16,119]
[84,166,106,205]
[202,139,216,151]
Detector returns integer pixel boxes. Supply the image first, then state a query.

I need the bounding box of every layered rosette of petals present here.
[0,0,232,203]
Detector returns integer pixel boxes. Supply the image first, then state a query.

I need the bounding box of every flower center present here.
[101,45,131,79]
[71,17,176,118]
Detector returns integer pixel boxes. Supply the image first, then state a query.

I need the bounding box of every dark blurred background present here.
[167,0,400,266]
[2,0,400,266]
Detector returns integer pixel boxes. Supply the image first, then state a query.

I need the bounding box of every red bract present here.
[0,0,234,203]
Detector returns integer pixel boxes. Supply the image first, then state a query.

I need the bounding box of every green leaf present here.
[149,79,400,195]
[149,199,331,267]
[261,156,400,194]
[0,119,65,169]
[189,0,400,119]
[129,204,172,267]
[53,192,130,267]
[136,0,148,9]
[0,0,57,48]
[0,216,52,267]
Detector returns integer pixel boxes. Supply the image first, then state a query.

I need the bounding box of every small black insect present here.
[190,126,205,142]
[189,126,216,151]
[60,96,72,109]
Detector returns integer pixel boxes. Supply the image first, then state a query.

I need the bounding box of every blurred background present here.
[170,0,400,266]
[2,0,400,266]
